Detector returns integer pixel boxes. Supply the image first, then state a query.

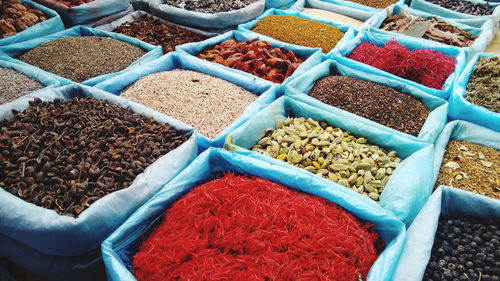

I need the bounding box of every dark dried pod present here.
[41,195,54,208]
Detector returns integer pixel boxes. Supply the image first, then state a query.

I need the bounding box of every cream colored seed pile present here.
[121,69,257,139]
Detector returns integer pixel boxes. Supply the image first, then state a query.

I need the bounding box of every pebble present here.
[0,67,43,104]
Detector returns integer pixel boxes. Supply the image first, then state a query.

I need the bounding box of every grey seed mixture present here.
[19,36,147,83]
[164,0,259,13]
[121,69,257,139]
[0,67,43,104]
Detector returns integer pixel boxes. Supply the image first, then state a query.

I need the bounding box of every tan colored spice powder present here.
[435,140,499,199]
[251,15,345,53]
[346,0,397,9]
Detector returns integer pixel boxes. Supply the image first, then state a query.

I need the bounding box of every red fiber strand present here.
[132,174,381,281]
[348,40,456,90]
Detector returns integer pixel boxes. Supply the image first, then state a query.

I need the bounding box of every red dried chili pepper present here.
[132,174,382,281]
[348,40,456,90]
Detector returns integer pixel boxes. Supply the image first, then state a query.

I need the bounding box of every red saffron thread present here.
[132,174,382,281]
[348,40,456,90]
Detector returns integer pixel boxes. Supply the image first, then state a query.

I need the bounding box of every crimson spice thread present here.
[348,40,456,90]
[132,174,382,281]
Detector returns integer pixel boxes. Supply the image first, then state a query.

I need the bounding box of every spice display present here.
[0,67,43,104]
[344,0,397,8]
[425,0,492,16]
[0,97,188,217]
[381,11,477,47]
[0,0,47,38]
[163,0,259,13]
[198,38,303,83]
[132,174,382,281]
[45,0,94,8]
[19,36,146,83]
[348,40,456,89]
[251,15,344,54]
[302,8,363,29]
[465,56,500,113]
[121,70,257,139]
[251,117,402,201]
[309,75,430,137]
[435,140,499,199]
[423,216,499,281]
[112,15,206,54]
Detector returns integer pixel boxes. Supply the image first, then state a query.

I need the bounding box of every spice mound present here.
[302,8,363,29]
[435,140,499,199]
[198,38,303,83]
[0,97,188,217]
[309,75,430,136]
[424,216,499,281]
[164,0,259,13]
[19,36,147,83]
[112,15,206,54]
[425,0,492,16]
[348,40,456,90]
[0,0,47,38]
[47,0,94,8]
[465,56,500,113]
[345,0,397,8]
[0,67,44,104]
[121,70,257,139]
[251,117,402,201]
[132,174,382,281]
[251,15,344,54]
[381,11,477,47]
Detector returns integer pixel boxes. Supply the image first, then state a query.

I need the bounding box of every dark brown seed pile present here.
[0,97,188,217]
[426,0,492,16]
[309,75,430,136]
[18,36,147,83]
[164,0,259,13]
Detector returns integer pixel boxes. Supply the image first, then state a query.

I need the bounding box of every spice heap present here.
[348,40,456,89]
[112,15,206,54]
[0,97,188,217]
[0,0,47,38]
[0,67,44,104]
[163,0,259,13]
[309,75,430,137]
[251,117,402,201]
[302,8,363,29]
[47,0,94,8]
[121,70,257,139]
[465,56,500,113]
[381,11,477,47]
[435,140,499,199]
[132,174,382,281]
[345,0,397,8]
[424,216,499,281]
[425,0,492,16]
[19,36,146,83]
[198,38,303,83]
[251,15,344,54]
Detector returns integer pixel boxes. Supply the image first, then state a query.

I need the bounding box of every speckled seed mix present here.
[19,36,147,83]
[309,75,430,137]
[121,70,257,139]
[0,67,43,104]
[164,0,259,13]
[346,0,397,8]
[465,56,500,113]
[435,140,499,199]
[251,15,345,54]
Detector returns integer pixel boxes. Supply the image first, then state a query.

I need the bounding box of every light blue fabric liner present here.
[237,8,357,58]
[95,52,276,152]
[0,83,197,257]
[303,0,404,21]
[0,25,162,87]
[0,56,68,88]
[431,120,500,187]
[33,0,131,26]
[265,0,295,9]
[131,0,151,12]
[149,0,265,29]
[101,148,406,281]
[448,53,500,132]
[288,0,306,10]
[391,185,500,281]
[365,4,497,60]
[284,59,448,143]
[334,30,466,99]
[83,5,134,28]
[410,0,500,23]
[0,0,64,46]
[176,30,323,86]
[224,96,434,226]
